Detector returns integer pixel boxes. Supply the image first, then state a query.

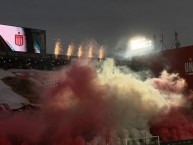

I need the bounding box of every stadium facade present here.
[133,45,193,92]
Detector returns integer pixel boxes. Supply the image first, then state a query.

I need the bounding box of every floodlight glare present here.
[129,37,152,50]
[125,36,154,58]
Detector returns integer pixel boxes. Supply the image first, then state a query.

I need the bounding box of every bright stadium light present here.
[129,37,152,50]
[125,36,154,58]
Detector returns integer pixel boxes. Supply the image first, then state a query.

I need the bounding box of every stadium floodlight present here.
[129,37,152,50]
[125,36,154,58]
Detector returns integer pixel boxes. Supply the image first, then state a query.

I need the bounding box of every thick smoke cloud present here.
[0,58,190,145]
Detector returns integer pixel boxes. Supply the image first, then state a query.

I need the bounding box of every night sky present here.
[1,0,193,58]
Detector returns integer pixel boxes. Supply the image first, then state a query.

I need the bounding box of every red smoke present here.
[0,61,114,145]
[0,60,193,144]
[149,71,193,142]
[152,70,186,93]
[150,107,193,142]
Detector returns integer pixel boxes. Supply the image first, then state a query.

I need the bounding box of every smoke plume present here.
[0,58,190,144]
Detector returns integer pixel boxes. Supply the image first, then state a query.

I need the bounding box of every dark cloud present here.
[1,0,193,57]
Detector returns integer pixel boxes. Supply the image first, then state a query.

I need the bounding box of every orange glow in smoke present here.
[66,43,73,58]
[88,44,93,59]
[54,39,62,59]
[77,44,83,58]
[98,46,104,61]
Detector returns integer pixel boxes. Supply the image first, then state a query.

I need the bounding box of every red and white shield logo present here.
[15,32,24,46]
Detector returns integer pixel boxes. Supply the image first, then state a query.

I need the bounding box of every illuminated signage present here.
[0,24,46,54]
[185,58,193,75]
